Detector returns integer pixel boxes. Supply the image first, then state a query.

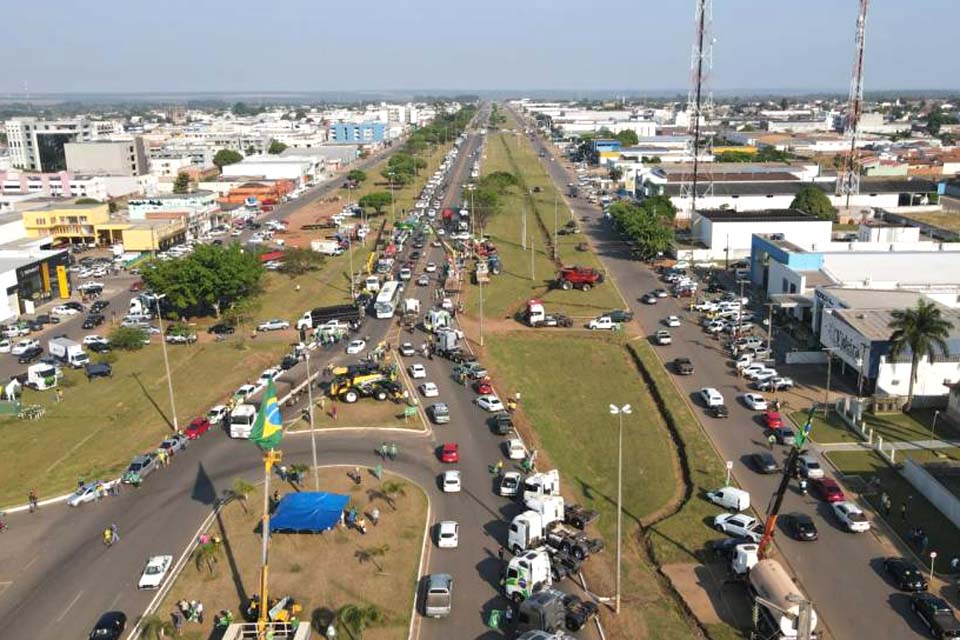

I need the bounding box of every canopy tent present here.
[269,492,349,533]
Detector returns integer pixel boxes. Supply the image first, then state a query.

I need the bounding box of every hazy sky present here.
[3,0,958,94]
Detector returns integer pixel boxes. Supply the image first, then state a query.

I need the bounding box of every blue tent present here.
[269,492,349,533]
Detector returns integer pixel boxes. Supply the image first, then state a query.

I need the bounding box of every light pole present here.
[609,403,632,615]
[930,551,938,582]
[933,410,941,441]
[347,238,355,298]
[824,347,833,419]
[305,352,320,491]
[154,294,179,432]
[856,355,865,399]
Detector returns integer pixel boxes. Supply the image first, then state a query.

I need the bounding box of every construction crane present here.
[836,0,870,208]
[757,406,816,558]
[681,0,714,219]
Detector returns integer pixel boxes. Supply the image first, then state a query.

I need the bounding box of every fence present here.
[222,622,310,640]
[901,458,960,529]
[784,351,829,365]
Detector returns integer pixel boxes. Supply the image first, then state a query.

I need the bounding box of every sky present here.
[2,0,958,94]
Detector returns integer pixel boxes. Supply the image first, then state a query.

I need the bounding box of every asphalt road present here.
[511,105,930,640]
[0,121,600,640]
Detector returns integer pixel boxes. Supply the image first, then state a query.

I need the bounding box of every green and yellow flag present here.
[250,380,283,450]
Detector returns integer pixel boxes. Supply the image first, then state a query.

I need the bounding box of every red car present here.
[129,281,145,292]
[763,411,784,429]
[474,380,494,395]
[185,416,211,440]
[440,442,459,463]
[812,477,845,503]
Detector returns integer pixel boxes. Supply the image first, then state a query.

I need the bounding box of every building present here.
[328,122,385,144]
[95,219,187,252]
[0,246,72,320]
[127,191,220,238]
[64,137,147,176]
[280,145,359,171]
[686,209,833,263]
[218,181,294,206]
[21,201,111,245]
[0,169,154,201]
[220,156,319,186]
[5,117,119,172]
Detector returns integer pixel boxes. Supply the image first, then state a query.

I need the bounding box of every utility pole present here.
[609,404,632,615]
[737,279,746,337]
[305,353,319,491]
[521,206,527,250]
[766,302,775,354]
[479,265,485,347]
[553,191,559,261]
[530,233,535,281]
[155,295,178,432]
[824,347,834,418]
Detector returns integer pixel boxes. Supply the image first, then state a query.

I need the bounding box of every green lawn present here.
[791,408,960,444]
[827,449,960,572]
[465,132,625,320]
[486,333,701,639]
[344,143,451,216]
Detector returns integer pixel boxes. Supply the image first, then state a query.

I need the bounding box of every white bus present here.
[229,404,258,438]
[374,280,402,319]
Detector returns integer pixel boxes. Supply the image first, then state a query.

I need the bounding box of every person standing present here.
[171,609,184,636]
[110,523,119,543]
[900,502,907,521]
[28,489,38,513]
[371,507,380,525]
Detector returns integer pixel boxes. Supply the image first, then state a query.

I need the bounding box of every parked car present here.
[17,346,43,364]
[257,319,290,332]
[884,557,929,592]
[755,376,795,392]
[68,481,114,507]
[785,513,819,541]
[910,593,960,639]
[767,427,795,445]
[82,314,105,329]
[185,416,211,439]
[505,438,526,460]
[832,501,870,532]
[165,332,198,344]
[207,405,229,425]
[476,395,505,412]
[713,513,762,542]
[797,454,825,479]
[208,323,236,335]
[499,471,521,497]
[749,452,780,474]
[345,339,366,354]
[812,477,845,503]
[138,554,173,590]
[86,362,112,380]
[160,434,188,457]
[11,339,39,356]
[122,454,156,483]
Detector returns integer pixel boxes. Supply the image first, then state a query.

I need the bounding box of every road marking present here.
[108,590,123,610]
[21,555,39,572]
[55,590,83,623]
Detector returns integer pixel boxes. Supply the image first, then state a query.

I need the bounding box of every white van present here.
[706,486,750,511]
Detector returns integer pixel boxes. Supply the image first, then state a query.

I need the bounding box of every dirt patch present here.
[662,563,752,629]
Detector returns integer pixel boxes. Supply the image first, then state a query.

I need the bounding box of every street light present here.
[306,352,320,492]
[930,551,938,582]
[933,410,941,441]
[154,294,179,431]
[609,403,632,615]
[856,355,864,399]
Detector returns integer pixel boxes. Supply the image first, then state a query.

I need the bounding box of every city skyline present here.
[3,0,959,94]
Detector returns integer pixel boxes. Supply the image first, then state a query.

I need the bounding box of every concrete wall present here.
[901,458,960,530]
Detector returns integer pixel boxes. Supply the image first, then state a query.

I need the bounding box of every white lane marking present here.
[55,590,83,623]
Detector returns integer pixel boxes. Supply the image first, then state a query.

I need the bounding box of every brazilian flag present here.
[250,380,283,450]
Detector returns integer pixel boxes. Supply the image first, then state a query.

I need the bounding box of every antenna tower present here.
[837,0,870,207]
[681,0,714,218]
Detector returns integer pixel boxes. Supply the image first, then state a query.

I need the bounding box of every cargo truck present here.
[517,588,599,634]
[295,304,363,331]
[48,337,89,369]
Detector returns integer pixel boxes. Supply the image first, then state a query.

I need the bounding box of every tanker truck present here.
[747,558,819,639]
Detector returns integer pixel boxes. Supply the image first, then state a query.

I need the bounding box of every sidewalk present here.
[817,438,960,452]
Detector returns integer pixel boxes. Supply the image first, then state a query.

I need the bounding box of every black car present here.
[785,513,818,541]
[603,309,634,323]
[885,557,929,592]
[750,452,780,474]
[911,593,960,639]
[208,323,236,335]
[707,536,753,558]
[35,313,59,325]
[673,357,695,375]
[88,342,111,353]
[17,346,43,364]
[88,611,126,640]
[86,362,113,381]
[710,404,729,418]
[280,354,299,370]
[91,300,109,313]
[64,301,85,312]
[490,411,514,435]
[410,250,421,260]
[83,314,105,329]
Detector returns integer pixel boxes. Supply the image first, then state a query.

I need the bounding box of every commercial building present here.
[686,209,833,263]
[5,117,119,172]
[220,156,319,186]
[0,246,73,320]
[127,191,220,238]
[64,137,148,176]
[218,181,294,206]
[0,169,154,201]
[328,122,385,144]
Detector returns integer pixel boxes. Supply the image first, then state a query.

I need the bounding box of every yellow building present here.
[22,202,110,244]
[112,220,186,252]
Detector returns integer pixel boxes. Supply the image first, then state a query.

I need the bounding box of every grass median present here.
[159,467,427,640]
[485,332,704,638]
[791,408,960,445]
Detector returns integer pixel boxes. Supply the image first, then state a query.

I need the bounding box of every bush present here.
[108,326,148,351]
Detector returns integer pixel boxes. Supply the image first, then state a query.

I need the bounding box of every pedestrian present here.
[371,507,380,525]
[388,442,398,460]
[767,433,776,450]
[172,609,184,636]
[196,602,204,624]
[318,395,326,413]
[881,492,891,516]
[28,489,38,513]
[77,477,85,490]
[901,502,907,521]
[379,442,388,460]
[56,388,63,404]
[95,483,104,502]
[110,481,120,497]
[950,556,960,572]
[110,523,119,543]
[354,466,362,485]
[331,403,338,421]
[357,516,367,534]
[498,546,505,561]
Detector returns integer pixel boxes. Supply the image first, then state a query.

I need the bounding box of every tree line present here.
[607,196,677,260]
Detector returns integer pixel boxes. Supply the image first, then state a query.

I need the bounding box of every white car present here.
[749,368,779,383]
[425,262,438,273]
[420,382,439,398]
[832,501,870,532]
[441,470,462,493]
[257,319,290,332]
[234,384,258,401]
[664,316,682,327]
[230,229,242,237]
[699,387,724,408]
[0,339,10,353]
[207,405,228,425]
[82,335,109,346]
[67,481,112,507]
[797,454,825,479]
[436,520,460,548]
[499,471,521,497]
[398,268,412,281]
[505,439,527,460]
[138,554,174,589]
[345,339,367,355]
[441,298,454,312]
[409,363,427,379]
[259,366,281,385]
[476,394,505,412]
[654,330,672,345]
[713,513,763,542]
[756,376,795,392]
[52,304,80,316]
[742,393,768,411]
[588,316,616,331]
[11,339,39,355]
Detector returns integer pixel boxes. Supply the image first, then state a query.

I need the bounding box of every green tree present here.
[221,297,262,335]
[606,199,676,259]
[228,478,256,514]
[358,192,393,216]
[213,149,243,168]
[192,540,223,575]
[172,172,191,194]
[278,247,326,276]
[477,171,519,195]
[354,544,390,573]
[614,129,639,147]
[140,615,174,640]
[245,145,257,156]
[346,169,367,183]
[789,185,837,221]
[888,300,954,410]
[337,603,386,639]
[609,166,624,181]
[74,197,101,205]
[108,326,148,351]
[268,139,288,154]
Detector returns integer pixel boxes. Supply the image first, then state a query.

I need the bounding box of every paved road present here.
[511,105,930,640]
[0,120,590,640]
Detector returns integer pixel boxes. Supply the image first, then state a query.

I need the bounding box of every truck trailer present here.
[295,304,363,331]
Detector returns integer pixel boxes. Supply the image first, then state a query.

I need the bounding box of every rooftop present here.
[833,305,960,342]
[696,208,818,223]
[822,252,960,287]
[663,178,936,198]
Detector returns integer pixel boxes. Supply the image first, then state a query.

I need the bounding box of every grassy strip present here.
[827,448,960,570]
[159,468,426,640]
[485,333,701,639]
[790,408,960,445]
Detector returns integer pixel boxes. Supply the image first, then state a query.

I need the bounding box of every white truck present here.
[509,509,604,559]
[229,404,258,438]
[310,239,344,256]
[523,469,560,503]
[48,337,89,369]
[403,298,421,318]
[26,362,59,390]
[730,549,819,639]
[504,548,553,602]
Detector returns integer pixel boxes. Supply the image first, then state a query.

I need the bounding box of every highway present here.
[509,104,930,639]
[0,119,598,640]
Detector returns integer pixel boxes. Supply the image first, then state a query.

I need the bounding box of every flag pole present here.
[258,449,281,638]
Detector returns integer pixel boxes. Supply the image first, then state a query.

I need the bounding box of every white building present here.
[5,117,121,172]
[687,209,833,262]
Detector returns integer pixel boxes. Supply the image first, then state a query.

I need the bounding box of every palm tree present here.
[337,603,386,639]
[229,478,256,514]
[354,544,390,572]
[140,615,174,640]
[888,299,954,410]
[192,541,223,575]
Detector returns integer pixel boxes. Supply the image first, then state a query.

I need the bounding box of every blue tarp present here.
[269,491,349,533]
